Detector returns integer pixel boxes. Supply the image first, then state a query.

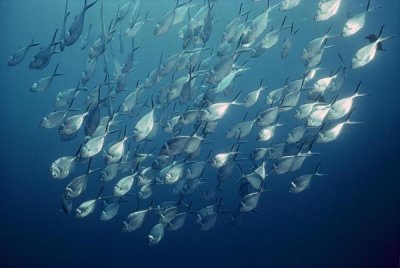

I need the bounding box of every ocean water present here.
[0,0,399,267]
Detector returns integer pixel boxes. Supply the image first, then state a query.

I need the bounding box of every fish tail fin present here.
[378,24,385,38]
[367,1,382,12]
[345,120,364,125]
[345,108,364,125]
[270,2,280,11]
[86,157,93,173]
[280,16,287,29]
[366,0,382,12]
[232,91,242,105]
[51,28,59,45]
[148,198,156,211]
[238,2,243,15]
[86,0,97,11]
[97,186,105,199]
[325,24,334,36]
[184,201,193,213]
[313,162,327,177]
[338,53,346,67]
[353,81,367,97]
[379,35,396,44]
[29,38,40,48]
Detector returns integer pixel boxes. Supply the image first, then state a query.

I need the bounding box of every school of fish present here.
[7,0,394,246]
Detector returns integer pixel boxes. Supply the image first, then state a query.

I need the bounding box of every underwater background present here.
[0,0,399,267]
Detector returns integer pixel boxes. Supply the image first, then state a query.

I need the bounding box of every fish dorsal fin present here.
[51,28,59,45]
[378,24,385,38]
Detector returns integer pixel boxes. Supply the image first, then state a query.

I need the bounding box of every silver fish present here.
[30,63,62,93]
[148,223,165,246]
[8,39,40,66]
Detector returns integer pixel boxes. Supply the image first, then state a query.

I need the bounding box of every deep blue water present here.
[0,0,399,267]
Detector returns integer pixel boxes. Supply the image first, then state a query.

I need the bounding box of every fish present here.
[81,23,92,50]
[100,198,122,221]
[8,39,40,66]
[257,122,284,142]
[241,0,279,48]
[81,58,97,85]
[126,11,151,38]
[159,206,179,225]
[327,82,369,120]
[29,28,59,69]
[40,109,71,129]
[105,127,132,164]
[279,0,301,11]
[50,154,77,180]
[100,163,120,182]
[167,212,188,231]
[59,0,71,52]
[134,99,156,141]
[240,189,265,212]
[164,162,186,184]
[61,196,73,214]
[260,16,289,50]
[212,67,249,94]
[281,23,299,59]
[289,163,326,193]
[64,158,100,199]
[302,25,334,60]
[352,25,394,69]
[75,186,104,218]
[243,80,267,107]
[317,110,362,143]
[315,0,342,22]
[115,1,132,24]
[154,1,178,37]
[238,162,267,190]
[65,0,98,46]
[58,104,92,136]
[138,183,153,200]
[114,174,136,197]
[342,0,376,37]
[311,67,341,95]
[201,92,242,121]
[54,82,86,109]
[80,117,115,158]
[30,63,62,93]
[148,223,165,246]
[211,143,240,169]
[197,200,225,231]
[307,103,332,128]
[257,106,280,127]
[121,201,154,232]
[287,126,306,143]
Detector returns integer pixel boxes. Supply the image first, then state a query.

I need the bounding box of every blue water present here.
[0,0,399,267]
